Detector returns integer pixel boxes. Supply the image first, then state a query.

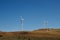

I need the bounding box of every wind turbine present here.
[21,16,24,31]
[44,20,49,32]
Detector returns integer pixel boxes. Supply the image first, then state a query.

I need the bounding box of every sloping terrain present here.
[0,29,60,40]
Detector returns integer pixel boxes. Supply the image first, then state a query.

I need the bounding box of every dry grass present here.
[0,29,60,40]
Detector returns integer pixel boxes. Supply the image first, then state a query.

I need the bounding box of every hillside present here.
[0,29,60,40]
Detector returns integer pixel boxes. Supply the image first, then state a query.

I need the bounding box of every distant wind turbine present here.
[44,20,49,32]
[21,16,24,31]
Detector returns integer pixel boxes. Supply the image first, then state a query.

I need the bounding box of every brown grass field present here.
[0,29,60,40]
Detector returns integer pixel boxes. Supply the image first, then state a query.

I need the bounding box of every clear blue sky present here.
[0,0,60,32]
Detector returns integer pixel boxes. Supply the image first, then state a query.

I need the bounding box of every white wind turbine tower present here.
[44,20,49,32]
[21,16,24,31]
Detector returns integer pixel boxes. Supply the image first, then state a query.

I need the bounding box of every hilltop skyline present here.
[0,0,60,32]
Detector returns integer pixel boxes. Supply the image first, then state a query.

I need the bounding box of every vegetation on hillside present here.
[0,29,60,40]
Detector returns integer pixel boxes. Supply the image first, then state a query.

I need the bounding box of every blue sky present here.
[0,0,60,32]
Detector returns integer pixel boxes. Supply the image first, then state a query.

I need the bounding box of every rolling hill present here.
[0,28,60,40]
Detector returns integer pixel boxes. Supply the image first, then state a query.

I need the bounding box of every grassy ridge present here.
[0,29,60,40]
